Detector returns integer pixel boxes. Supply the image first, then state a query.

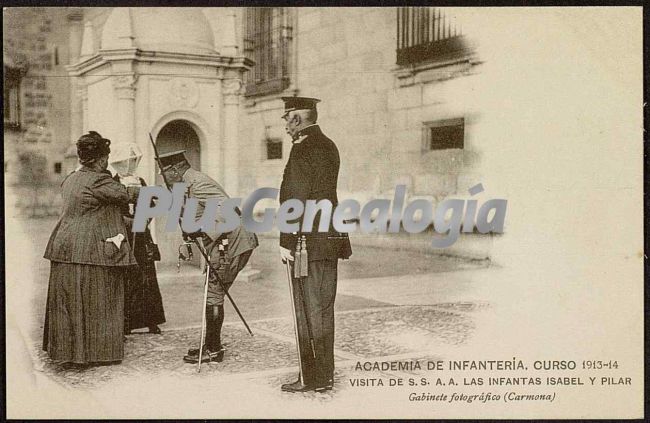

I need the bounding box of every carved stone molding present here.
[223,78,243,105]
[223,78,243,95]
[113,74,138,99]
[168,78,199,108]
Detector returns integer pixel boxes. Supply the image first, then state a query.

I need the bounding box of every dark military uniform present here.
[280,99,352,390]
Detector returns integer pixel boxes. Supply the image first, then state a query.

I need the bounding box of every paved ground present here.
[23,217,488,339]
[34,303,485,391]
[9,215,497,408]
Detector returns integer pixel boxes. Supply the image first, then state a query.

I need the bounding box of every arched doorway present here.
[154,119,202,267]
[155,120,201,171]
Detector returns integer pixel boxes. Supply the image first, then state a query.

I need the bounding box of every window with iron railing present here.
[244,8,292,97]
[397,7,467,66]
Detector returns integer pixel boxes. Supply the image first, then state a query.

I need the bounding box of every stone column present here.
[79,85,89,133]
[222,71,260,282]
[79,20,95,60]
[222,74,242,196]
[221,9,239,56]
[65,10,84,173]
[112,74,138,145]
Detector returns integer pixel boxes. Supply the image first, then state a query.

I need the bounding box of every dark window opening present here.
[244,8,292,97]
[423,118,464,151]
[265,137,283,160]
[397,7,467,66]
[4,67,22,129]
[54,162,62,174]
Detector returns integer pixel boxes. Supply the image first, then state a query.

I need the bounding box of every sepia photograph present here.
[3,5,644,419]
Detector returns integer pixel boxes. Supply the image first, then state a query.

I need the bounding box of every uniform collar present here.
[292,124,320,144]
[292,134,308,145]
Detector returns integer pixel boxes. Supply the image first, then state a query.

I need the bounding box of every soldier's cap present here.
[158,150,189,170]
[281,96,320,117]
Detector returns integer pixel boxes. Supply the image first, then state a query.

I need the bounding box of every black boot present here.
[281,379,314,393]
[185,306,225,361]
[210,305,225,351]
[183,346,224,363]
[280,376,332,393]
[205,305,219,351]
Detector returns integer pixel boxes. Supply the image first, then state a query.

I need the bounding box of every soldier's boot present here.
[186,305,225,361]
[281,379,315,393]
[211,304,225,351]
[281,378,333,393]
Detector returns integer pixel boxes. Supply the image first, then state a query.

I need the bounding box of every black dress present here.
[117,176,166,332]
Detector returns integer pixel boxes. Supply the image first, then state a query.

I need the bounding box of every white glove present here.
[280,246,294,263]
[120,175,141,187]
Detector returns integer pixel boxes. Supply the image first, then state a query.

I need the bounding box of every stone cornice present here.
[66,54,106,76]
[68,49,254,77]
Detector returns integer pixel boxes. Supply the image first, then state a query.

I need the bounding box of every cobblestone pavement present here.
[33,302,489,395]
[15,216,494,404]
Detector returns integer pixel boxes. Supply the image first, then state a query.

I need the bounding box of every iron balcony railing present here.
[397,7,466,66]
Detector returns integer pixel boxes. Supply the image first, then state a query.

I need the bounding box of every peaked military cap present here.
[281,96,321,116]
[159,150,189,170]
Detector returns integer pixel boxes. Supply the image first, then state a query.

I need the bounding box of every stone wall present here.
[4,7,75,216]
[233,7,492,258]
[237,8,486,208]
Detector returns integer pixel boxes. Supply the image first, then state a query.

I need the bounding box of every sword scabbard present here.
[300,235,309,277]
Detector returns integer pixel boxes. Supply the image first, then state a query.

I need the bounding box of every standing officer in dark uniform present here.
[158,151,258,363]
[279,96,352,392]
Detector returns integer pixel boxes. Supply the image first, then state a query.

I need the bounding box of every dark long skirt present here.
[124,260,166,331]
[43,262,125,364]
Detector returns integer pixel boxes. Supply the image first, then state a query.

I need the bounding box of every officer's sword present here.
[197,255,211,373]
[285,260,305,385]
[295,275,317,359]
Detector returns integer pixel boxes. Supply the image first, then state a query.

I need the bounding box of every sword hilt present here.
[177,242,194,272]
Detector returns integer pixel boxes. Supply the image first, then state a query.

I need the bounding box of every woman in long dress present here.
[115,175,166,335]
[108,145,166,334]
[42,131,139,365]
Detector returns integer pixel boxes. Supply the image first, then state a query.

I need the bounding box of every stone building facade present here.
[236,8,483,207]
[5,7,493,258]
[234,8,491,257]
[3,8,77,216]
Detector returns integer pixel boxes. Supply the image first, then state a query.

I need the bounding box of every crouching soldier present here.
[158,150,258,363]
